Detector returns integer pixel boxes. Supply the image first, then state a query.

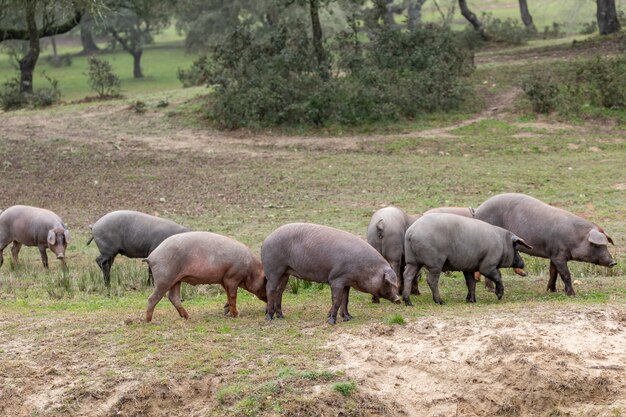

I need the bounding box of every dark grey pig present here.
[474,193,616,296]
[143,232,267,322]
[87,210,189,287]
[423,206,476,218]
[367,206,421,302]
[0,205,70,269]
[262,223,401,324]
[403,213,531,305]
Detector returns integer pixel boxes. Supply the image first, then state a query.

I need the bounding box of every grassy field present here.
[1,25,626,417]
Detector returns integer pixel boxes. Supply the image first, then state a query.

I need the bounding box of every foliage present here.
[332,381,357,396]
[541,22,562,39]
[384,314,406,325]
[0,71,60,110]
[203,23,473,129]
[86,56,121,97]
[571,55,626,109]
[520,72,559,114]
[482,13,531,45]
[579,21,597,35]
[177,55,211,87]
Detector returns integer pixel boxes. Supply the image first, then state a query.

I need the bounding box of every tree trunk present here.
[458,0,488,40]
[518,0,537,33]
[132,50,143,78]
[597,0,621,35]
[79,13,100,54]
[407,0,427,29]
[19,0,39,94]
[309,0,328,79]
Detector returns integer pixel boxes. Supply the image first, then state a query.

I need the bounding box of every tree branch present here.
[0,6,83,41]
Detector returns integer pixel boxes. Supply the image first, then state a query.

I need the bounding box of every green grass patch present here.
[384,313,406,325]
[333,381,358,397]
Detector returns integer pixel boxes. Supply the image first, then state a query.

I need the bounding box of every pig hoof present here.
[276,312,284,319]
[265,314,274,321]
[566,290,576,297]
[327,318,336,325]
[403,297,413,307]
[466,297,476,303]
[371,296,380,304]
[342,314,353,322]
[434,299,445,305]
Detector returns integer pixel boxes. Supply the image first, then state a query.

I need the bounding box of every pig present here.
[142,231,267,322]
[367,206,421,302]
[424,205,527,283]
[403,213,531,305]
[262,223,401,325]
[87,210,189,287]
[423,206,476,218]
[474,193,616,296]
[0,205,70,269]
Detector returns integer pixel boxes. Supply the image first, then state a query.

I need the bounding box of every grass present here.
[0,30,625,417]
[0,40,198,101]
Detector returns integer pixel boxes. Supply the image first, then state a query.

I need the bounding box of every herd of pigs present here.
[0,193,617,324]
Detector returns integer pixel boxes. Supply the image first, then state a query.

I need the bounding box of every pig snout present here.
[392,295,401,304]
[607,260,617,268]
[56,254,65,259]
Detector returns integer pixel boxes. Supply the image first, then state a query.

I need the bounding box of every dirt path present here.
[328,305,626,416]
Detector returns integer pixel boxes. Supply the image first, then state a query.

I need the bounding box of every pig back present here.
[263,223,387,281]
[149,231,260,281]
[474,193,593,259]
[92,210,189,258]
[0,205,65,245]
[406,213,511,270]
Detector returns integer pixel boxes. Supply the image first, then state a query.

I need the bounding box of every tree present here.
[407,0,427,29]
[79,11,100,54]
[102,0,173,79]
[458,0,488,40]
[596,0,621,35]
[518,0,537,33]
[0,0,84,94]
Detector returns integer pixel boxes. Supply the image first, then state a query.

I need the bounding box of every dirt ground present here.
[1,77,625,415]
[330,305,626,417]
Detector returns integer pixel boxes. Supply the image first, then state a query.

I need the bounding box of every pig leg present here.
[265,272,287,320]
[167,281,189,319]
[224,280,240,318]
[551,259,575,296]
[11,241,22,267]
[402,263,421,306]
[426,268,445,305]
[145,282,170,322]
[339,286,352,321]
[463,271,477,303]
[38,244,49,269]
[274,275,290,319]
[547,261,558,293]
[96,255,115,287]
[327,283,344,325]
[481,269,504,300]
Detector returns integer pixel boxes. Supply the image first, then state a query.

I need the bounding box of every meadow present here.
[1,17,626,417]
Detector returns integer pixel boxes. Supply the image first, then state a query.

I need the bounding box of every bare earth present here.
[330,305,626,417]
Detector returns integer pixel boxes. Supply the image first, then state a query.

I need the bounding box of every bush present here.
[45,53,72,68]
[86,57,121,98]
[573,55,626,109]
[579,21,597,35]
[542,22,562,39]
[177,55,211,87]
[521,72,560,114]
[482,13,531,45]
[0,72,61,111]
[205,23,473,129]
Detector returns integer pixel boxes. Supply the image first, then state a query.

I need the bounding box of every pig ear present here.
[63,230,70,243]
[588,229,609,246]
[384,271,398,287]
[47,230,56,245]
[512,236,532,250]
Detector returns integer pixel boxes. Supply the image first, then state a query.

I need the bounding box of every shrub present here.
[177,55,211,87]
[86,56,121,98]
[542,22,562,39]
[521,72,560,114]
[573,55,626,109]
[204,23,473,129]
[0,72,61,111]
[580,21,597,35]
[482,13,531,45]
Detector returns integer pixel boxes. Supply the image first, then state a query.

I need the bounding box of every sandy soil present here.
[329,305,626,417]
